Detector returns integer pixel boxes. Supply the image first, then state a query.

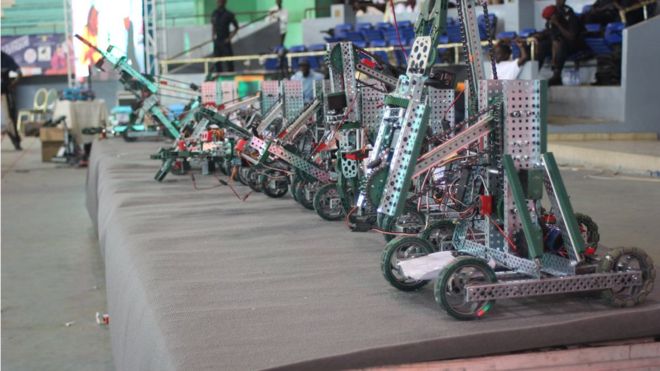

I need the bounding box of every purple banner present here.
[1,34,71,76]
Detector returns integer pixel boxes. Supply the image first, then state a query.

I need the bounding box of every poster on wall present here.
[71,0,145,78]
[0,34,70,76]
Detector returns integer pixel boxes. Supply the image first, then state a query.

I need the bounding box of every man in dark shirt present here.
[2,51,22,150]
[534,0,585,85]
[211,0,239,73]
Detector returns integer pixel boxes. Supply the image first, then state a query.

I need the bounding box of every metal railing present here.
[160,39,539,75]
[618,0,655,24]
[162,10,270,27]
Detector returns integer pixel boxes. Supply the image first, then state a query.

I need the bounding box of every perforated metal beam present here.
[248,137,333,183]
[413,112,491,178]
[466,272,641,301]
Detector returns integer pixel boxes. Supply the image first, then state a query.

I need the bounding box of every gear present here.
[365,166,389,210]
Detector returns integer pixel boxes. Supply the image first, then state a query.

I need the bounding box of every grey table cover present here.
[86,138,660,371]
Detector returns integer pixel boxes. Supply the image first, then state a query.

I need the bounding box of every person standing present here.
[1,51,22,150]
[211,0,239,73]
[269,0,288,45]
[290,59,324,104]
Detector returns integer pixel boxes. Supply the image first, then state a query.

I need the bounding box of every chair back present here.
[46,89,58,110]
[33,88,48,111]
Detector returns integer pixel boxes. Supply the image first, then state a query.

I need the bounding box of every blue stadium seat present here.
[264,46,285,71]
[376,22,394,31]
[397,20,413,29]
[477,14,497,40]
[345,31,364,42]
[585,38,612,55]
[519,28,537,38]
[392,44,412,67]
[497,31,517,40]
[585,23,602,34]
[353,40,368,48]
[436,35,449,63]
[446,23,462,43]
[401,28,416,41]
[604,22,624,44]
[362,29,384,42]
[356,22,373,31]
[334,23,353,39]
[307,43,326,70]
[288,45,307,70]
[369,40,390,64]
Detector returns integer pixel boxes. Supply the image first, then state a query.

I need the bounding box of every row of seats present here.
[584,22,625,55]
[325,15,498,47]
[264,20,625,71]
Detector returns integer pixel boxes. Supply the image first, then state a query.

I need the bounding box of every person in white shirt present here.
[290,59,324,104]
[490,38,529,80]
[268,0,288,44]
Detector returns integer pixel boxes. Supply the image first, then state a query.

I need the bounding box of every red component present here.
[277,130,288,139]
[217,104,225,110]
[479,195,493,216]
[235,138,248,152]
[361,58,376,68]
[203,131,213,142]
[203,102,217,109]
[314,142,328,154]
[585,246,597,256]
[344,150,369,161]
[543,213,557,224]
[177,140,186,151]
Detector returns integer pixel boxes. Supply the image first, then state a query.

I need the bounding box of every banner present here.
[71,0,144,78]
[0,34,70,76]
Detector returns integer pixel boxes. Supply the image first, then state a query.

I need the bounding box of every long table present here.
[86,138,660,371]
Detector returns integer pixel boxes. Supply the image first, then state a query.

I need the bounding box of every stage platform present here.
[86,138,660,371]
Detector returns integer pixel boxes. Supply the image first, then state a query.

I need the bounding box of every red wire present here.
[489,217,517,252]
[443,90,464,120]
[389,0,408,64]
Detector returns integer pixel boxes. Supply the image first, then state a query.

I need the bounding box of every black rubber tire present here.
[381,237,434,291]
[261,171,289,198]
[291,177,301,202]
[218,161,227,175]
[421,220,456,252]
[434,257,497,320]
[383,206,425,243]
[296,181,315,210]
[313,183,344,221]
[238,166,250,186]
[246,167,263,193]
[154,159,173,182]
[575,212,600,249]
[598,247,656,307]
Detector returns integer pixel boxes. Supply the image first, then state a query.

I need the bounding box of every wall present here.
[622,16,660,133]
[15,76,121,112]
[201,0,313,47]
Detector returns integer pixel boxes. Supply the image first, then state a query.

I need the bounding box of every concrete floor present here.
[2,137,112,370]
[1,137,659,370]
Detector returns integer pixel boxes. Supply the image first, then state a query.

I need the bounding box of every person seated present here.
[351,0,384,16]
[290,59,324,104]
[582,0,622,26]
[489,38,529,80]
[533,0,586,86]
